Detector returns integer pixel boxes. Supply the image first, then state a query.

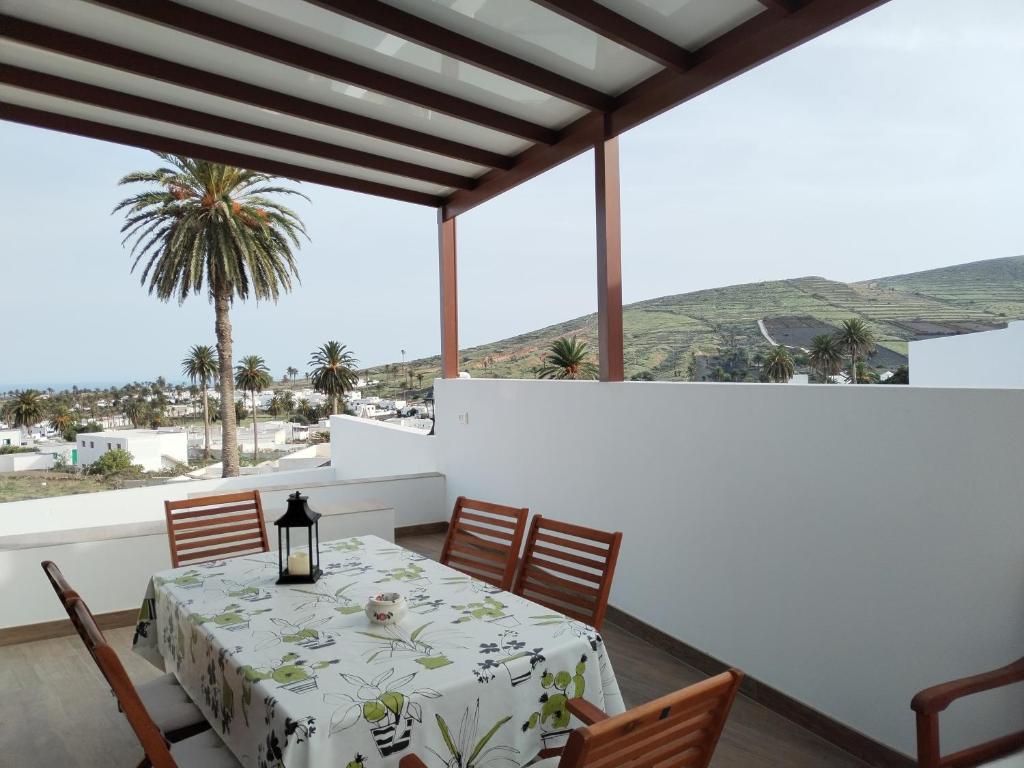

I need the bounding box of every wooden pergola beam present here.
[444,0,890,218]
[533,0,693,72]
[0,16,514,171]
[86,0,559,145]
[0,102,442,206]
[306,0,613,112]
[0,65,476,192]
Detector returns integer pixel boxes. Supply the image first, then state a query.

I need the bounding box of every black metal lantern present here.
[275,491,322,584]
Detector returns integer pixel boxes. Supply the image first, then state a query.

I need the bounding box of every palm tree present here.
[761,345,795,383]
[235,355,272,463]
[309,341,359,414]
[808,334,844,383]
[124,398,145,428]
[3,390,44,437]
[49,405,74,437]
[278,390,295,416]
[286,366,299,383]
[835,318,876,384]
[115,154,307,477]
[536,336,598,380]
[182,344,218,460]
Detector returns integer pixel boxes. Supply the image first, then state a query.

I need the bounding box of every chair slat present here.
[164,492,269,567]
[513,516,621,630]
[439,496,528,591]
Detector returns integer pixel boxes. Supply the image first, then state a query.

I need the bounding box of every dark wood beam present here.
[0,102,442,206]
[86,0,558,144]
[595,129,624,382]
[0,15,512,171]
[306,0,612,112]
[0,65,476,191]
[444,0,890,218]
[757,0,806,13]
[438,213,459,378]
[532,0,693,72]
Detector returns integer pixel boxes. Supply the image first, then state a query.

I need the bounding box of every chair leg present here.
[164,720,212,742]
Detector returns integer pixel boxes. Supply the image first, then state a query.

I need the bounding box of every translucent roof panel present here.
[0,41,491,179]
[177,0,588,131]
[380,0,665,96]
[3,0,533,156]
[595,0,767,51]
[0,85,455,197]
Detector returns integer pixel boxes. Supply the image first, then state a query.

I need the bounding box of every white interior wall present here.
[429,378,1024,758]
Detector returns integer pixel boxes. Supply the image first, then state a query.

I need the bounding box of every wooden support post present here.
[438,211,459,379]
[595,132,624,382]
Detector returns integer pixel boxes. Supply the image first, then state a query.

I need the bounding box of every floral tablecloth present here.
[133,534,624,768]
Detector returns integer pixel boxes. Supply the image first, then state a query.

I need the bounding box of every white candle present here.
[288,551,310,576]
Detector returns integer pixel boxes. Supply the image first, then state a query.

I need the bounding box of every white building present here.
[0,428,21,449]
[909,321,1024,388]
[76,429,188,472]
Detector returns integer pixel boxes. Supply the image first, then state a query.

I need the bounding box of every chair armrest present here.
[912,657,1024,715]
[567,698,610,725]
[399,756,429,768]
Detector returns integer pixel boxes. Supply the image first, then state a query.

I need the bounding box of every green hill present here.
[370,255,1024,387]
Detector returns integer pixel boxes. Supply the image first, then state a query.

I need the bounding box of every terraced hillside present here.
[371,256,1024,387]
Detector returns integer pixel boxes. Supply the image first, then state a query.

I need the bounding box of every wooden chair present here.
[439,496,528,590]
[164,491,270,567]
[42,561,208,743]
[512,516,622,630]
[912,657,1024,767]
[400,669,743,768]
[70,599,241,768]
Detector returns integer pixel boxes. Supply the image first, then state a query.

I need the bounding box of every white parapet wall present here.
[429,378,1024,759]
[909,320,1024,387]
[331,415,439,480]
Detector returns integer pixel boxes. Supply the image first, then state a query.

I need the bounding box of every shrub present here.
[0,445,37,455]
[88,448,137,476]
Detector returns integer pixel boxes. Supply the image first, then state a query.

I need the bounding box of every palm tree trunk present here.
[201,378,211,460]
[850,346,857,384]
[251,389,259,464]
[332,394,337,415]
[214,290,240,477]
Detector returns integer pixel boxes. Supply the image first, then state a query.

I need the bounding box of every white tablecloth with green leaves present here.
[133,534,624,768]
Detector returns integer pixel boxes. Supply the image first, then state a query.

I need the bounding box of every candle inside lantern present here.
[287,551,310,576]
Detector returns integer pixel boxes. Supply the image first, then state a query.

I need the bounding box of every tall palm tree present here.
[124,398,145,428]
[235,355,272,463]
[536,336,598,380]
[286,366,299,383]
[808,334,844,383]
[309,341,359,414]
[278,390,295,416]
[181,344,218,460]
[761,345,795,383]
[49,405,74,437]
[115,154,308,476]
[835,318,876,384]
[3,390,44,437]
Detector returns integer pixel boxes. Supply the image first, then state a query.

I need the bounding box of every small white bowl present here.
[366,592,407,625]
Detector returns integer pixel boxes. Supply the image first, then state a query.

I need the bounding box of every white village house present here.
[909,320,1024,388]
[75,428,188,472]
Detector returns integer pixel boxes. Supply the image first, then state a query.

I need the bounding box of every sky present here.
[1,0,1023,390]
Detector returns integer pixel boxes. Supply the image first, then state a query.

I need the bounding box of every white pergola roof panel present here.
[596,0,766,51]
[381,0,664,96]
[0,84,456,197]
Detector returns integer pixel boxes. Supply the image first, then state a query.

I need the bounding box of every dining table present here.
[132,534,625,768]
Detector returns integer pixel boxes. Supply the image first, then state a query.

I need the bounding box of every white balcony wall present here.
[331,415,439,481]
[910,320,1024,388]
[421,378,1024,759]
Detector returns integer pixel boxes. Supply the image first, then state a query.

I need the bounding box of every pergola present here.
[0,0,888,379]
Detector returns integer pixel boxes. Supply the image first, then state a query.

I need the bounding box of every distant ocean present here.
[1,379,186,392]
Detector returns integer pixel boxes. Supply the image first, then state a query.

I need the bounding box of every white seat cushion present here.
[170,729,242,768]
[983,752,1024,768]
[136,674,206,733]
[531,759,560,768]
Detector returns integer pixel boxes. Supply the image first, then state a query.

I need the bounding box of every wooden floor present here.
[1,532,871,767]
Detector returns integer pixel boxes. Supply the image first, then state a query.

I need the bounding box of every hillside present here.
[369,255,1024,386]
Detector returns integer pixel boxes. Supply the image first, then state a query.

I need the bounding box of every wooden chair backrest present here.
[40,559,104,659]
[561,670,743,768]
[164,491,269,567]
[70,599,178,768]
[512,516,622,630]
[439,496,528,590]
